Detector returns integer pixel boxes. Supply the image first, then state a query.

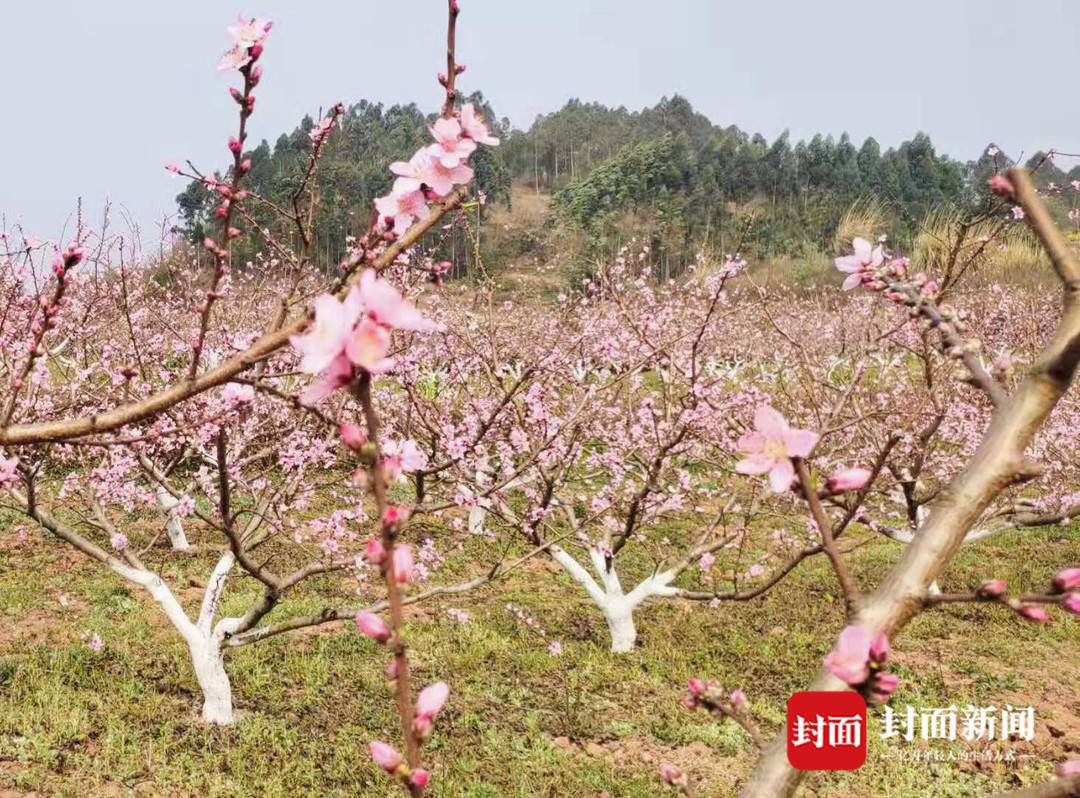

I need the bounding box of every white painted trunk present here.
[604,607,638,653]
[190,638,234,725]
[156,486,191,551]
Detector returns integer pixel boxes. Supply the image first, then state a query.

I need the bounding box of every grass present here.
[0,520,1077,797]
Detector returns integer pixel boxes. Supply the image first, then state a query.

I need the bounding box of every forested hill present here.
[174,94,1071,278]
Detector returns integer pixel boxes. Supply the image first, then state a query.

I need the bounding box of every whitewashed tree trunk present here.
[156,485,191,551]
[548,544,678,653]
[110,550,238,724]
[189,636,234,724]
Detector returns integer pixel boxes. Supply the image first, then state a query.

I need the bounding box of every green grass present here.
[0,522,1077,797]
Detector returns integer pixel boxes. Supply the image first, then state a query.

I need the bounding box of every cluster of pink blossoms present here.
[290,270,437,404]
[824,625,899,703]
[834,237,938,298]
[375,103,499,233]
[217,15,272,72]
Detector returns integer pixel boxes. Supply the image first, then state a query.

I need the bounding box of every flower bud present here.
[1052,567,1080,593]
[392,544,415,584]
[365,538,386,565]
[729,689,747,711]
[868,632,890,664]
[976,579,1008,598]
[368,741,402,774]
[988,175,1015,198]
[825,467,871,494]
[1062,594,1080,616]
[408,769,431,788]
[1015,604,1051,624]
[355,612,391,643]
[659,762,686,787]
[339,423,366,451]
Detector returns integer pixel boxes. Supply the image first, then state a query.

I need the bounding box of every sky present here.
[3,0,1080,244]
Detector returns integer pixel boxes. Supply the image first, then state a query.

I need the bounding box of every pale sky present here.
[3,0,1079,243]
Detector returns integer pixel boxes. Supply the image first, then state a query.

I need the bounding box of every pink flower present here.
[698,552,715,572]
[825,467,871,494]
[823,625,875,686]
[988,175,1015,198]
[226,16,272,48]
[217,45,252,73]
[368,741,402,773]
[428,117,476,169]
[87,633,103,652]
[1011,206,1026,220]
[659,762,685,787]
[345,318,394,373]
[1052,567,1080,593]
[375,180,431,232]
[408,769,431,788]
[290,291,363,375]
[1057,760,1080,778]
[299,353,354,406]
[222,383,255,405]
[1016,604,1051,623]
[976,579,1008,598]
[355,612,391,643]
[164,162,180,175]
[459,103,500,146]
[365,538,387,565]
[390,148,471,198]
[0,455,19,488]
[735,405,819,492]
[339,423,366,451]
[110,532,128,551]
[834,237,884,290]
[1063,594,1080,615]
[547,641,563,656]
[416,681,450,718]
[357,268,438,333]
[729,689,747,710]
[392,544,415,584]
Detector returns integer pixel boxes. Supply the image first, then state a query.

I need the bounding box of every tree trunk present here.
[603,603,638,653]
[189,637,234,725]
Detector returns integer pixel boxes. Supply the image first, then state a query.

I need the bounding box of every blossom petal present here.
[736,453,774,476]
[783,429,819,459]
[768,459,796,492]
[753,405,788,439]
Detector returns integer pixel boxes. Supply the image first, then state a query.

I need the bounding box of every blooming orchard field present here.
[1,6,1079,798]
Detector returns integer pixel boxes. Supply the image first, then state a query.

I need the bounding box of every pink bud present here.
[249,43,264,59]
[729,689,747,711]
[977,579,1008,598]
[871,671,900,702]
[392,544,415,584]
[869,632,890,664]
[825,467,872,494]
[355,612,391,643]
[250,65,263,85]
[1057,760,1080,778]
[228,136,242,154]
[988,175,1015,198]
[365,538,387,565]
[368,741,402,773]
[1062,594,1080,616]
[339,423,366,451]
[239,158,252,173]
[203,237,217,251]
[659,762,685,786]
[408,769,431,788]
[230,87,244,103]
[687,678,706,696]
[1016,604,1051,624]
[227,227,242,239]
[382,505,410,529]
[1052,567,1080,593]
[415,682,449,720]
[385,658,401,681]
